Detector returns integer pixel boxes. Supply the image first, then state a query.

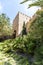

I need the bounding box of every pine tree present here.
[22,22,27,36]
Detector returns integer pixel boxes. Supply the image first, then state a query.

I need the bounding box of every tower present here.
[13,12,30,36]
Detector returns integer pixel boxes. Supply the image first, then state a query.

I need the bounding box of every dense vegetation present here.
[0,0,43,64]
[0,13,13,42]
[0,13,12,37]
[0,10,43,65]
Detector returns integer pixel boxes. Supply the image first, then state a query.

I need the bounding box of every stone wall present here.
[26,15,37,32]
[13,13,19,36]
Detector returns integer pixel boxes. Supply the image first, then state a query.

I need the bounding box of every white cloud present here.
[0,2,3,13]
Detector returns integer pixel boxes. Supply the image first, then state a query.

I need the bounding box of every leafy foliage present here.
[0,9,43,65]
[22,22,27,36]
[29,10,43,65]
[0,13,12,37]
[21,0,43,8]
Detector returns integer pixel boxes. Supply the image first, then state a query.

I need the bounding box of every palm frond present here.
[20,0,29,4]
[20,0,43,8]
[28,1,43,7]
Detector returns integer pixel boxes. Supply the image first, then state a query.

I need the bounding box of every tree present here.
[27,10,43,65]
[0,13,12,37]
[29,10,43,39]
[20,0,43,8]
[22,22,27,36]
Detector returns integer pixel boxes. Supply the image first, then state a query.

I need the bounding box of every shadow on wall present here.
[0,31,16,42]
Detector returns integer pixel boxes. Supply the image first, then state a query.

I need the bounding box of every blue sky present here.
[0,0,39,23]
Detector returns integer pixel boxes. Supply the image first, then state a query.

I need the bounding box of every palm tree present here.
[20,0,43,9]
